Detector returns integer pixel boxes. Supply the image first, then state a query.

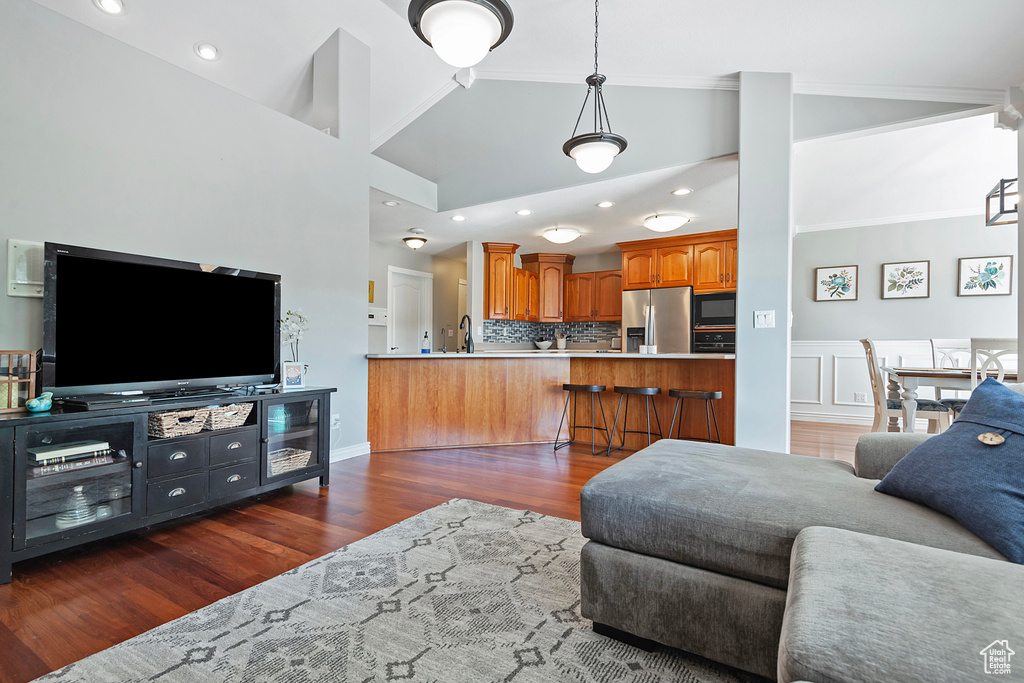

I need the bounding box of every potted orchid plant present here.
[280,309,310,363]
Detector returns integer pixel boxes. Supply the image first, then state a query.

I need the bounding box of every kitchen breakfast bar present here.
[367,352,735,452]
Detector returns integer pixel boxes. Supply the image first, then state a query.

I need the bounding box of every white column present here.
[1016,88,1024,345]
[735,72,794,452]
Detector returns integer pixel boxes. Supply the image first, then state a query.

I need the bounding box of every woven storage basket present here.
[148,408,211,438]
[268,447,312,476]
[204,403,254,431]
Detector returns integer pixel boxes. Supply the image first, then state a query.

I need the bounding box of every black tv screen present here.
[42,243,280,396]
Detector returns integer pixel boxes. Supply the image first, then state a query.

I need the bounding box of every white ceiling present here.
[370,113,1018,256]
[30,0,1024,147]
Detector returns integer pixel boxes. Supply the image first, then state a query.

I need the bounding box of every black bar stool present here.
[554,384,610,456]
[606,386,663,456]
[668,389,723,443]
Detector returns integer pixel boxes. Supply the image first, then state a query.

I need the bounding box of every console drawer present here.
[148,438,209,479]
[208,461,259,500]
[209,429,259,466]
[147,472,206,516]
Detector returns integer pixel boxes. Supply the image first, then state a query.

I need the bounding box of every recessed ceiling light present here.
[671,188,692,196]
[543,227,581,244]
[596,201,615,208]
[194,43,220,61]
[93,0,124,14]
[451,215,466,222]
[516,209,533,216]
[382,200,400,207]
[643,214,689,232]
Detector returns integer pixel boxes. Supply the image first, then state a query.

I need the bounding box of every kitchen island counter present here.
[368,354,735,451]
[366,351,734,360]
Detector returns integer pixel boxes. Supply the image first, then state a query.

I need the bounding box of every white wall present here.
[793,216,1018,340]
[0,0,370,452]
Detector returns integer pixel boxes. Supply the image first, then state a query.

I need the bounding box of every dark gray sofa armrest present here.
[854,432,932,479]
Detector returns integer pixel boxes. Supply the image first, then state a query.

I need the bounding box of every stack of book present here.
[27,440,119,478]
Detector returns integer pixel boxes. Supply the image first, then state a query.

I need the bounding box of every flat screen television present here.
[42,243,281,397]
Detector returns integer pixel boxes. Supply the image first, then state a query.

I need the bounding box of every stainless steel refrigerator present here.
[621,287,692,354]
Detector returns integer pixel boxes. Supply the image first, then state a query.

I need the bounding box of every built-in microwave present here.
[693,292,736,328]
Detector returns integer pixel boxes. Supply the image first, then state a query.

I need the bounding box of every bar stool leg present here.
[554,390,572,451]
[645,395,653,446]
[606,393,627,456]
[706,399,712,443]
[652,399,663,441]
[708,399,721,443]
[597,393,610,453]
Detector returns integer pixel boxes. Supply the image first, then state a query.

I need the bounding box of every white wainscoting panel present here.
[791,340,938,428]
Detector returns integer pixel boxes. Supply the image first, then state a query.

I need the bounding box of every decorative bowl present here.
[534,340,553,350]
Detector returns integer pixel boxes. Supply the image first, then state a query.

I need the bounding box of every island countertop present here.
[366,351,735,360]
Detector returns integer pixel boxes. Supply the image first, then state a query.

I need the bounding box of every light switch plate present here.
[754,310,776,329]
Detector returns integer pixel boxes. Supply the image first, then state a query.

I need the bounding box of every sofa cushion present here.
[580,439,1003,589]
[779,526,1024,683]
[876,378,1024,563]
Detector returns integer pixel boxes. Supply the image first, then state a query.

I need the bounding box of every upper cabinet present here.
[483,242,519,320]
[622,249,655,289]
[618,230,736,293]
[512,268,539,322]
[520,253,575,323]
[565,270,621,322]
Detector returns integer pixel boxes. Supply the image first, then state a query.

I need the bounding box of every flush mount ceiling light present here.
[543,227,581,244]
[451,215,467,222]
[986,178,1018,226]
[93,0,125,14]
[382,200,401,207]
[596,201,615,208]
[408,0,514,68]
[562,0,627,174]
[404,228,427,249]
[671,188,692,196]
[516,209,533,216]
[194,43,220,61]
[643,214,689,232]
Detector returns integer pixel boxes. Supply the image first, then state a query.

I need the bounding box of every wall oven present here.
[693,292,736,328]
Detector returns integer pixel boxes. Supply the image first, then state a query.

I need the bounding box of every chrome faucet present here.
[439,326,447,353]
[460,314,475,354]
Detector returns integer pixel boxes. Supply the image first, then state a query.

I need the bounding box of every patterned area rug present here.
[37,499,761,682]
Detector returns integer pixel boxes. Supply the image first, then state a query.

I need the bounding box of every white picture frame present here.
[281,361,305,389]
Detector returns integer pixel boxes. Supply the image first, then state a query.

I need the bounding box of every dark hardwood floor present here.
[0,422,865,683]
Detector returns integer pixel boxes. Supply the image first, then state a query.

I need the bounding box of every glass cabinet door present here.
[15,418,139,549]
[264,398,320,482]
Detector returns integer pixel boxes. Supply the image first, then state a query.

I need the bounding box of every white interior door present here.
[388,267,433,354]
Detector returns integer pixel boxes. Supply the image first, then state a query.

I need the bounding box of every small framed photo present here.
[281,362,305,389]
[958,256,1013,296]
[881,260,930,299]
[815,265,858,301]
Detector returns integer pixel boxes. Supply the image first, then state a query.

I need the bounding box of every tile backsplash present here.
[483,319,621,344]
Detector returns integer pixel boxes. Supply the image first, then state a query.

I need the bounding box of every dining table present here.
[882,366,1018,433]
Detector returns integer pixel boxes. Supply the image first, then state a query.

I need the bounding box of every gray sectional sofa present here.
[579,433,1022,681]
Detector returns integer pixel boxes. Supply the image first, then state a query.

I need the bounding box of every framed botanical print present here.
[958,256,1013,296]
[881,260,930,299]
[815,265,858,301]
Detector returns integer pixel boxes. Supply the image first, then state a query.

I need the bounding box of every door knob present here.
[261,437,270,444]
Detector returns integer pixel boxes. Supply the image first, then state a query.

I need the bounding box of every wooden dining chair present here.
[930,338,971,416]
[861,339,950,433]
[970,337,1018,388]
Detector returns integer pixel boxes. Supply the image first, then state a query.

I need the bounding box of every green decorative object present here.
[27,392,53,413]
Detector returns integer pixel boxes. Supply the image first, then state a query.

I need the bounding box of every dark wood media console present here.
[0,386,335,584]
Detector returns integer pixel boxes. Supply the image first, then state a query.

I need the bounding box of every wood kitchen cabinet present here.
[565,270,621,322]
[520,253,574,323]
[619,230,736,293]
[512,268,539,322]
[483,242,519,320]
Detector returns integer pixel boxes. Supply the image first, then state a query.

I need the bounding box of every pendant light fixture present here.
[562,0,627,174]
[408,0,514,68]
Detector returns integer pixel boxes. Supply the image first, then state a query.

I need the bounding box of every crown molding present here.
[370,78,461,151]
[795,209,985,234]
[471,69,741,91]
[793,80,1005,105]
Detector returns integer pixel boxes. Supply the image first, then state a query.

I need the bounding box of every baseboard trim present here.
[792,411,932,430]
[331,441,371,462]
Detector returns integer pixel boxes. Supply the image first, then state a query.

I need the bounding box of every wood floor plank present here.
[0,422,860,683]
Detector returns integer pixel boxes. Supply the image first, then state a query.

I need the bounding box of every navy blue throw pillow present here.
[875,378,1024,563]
